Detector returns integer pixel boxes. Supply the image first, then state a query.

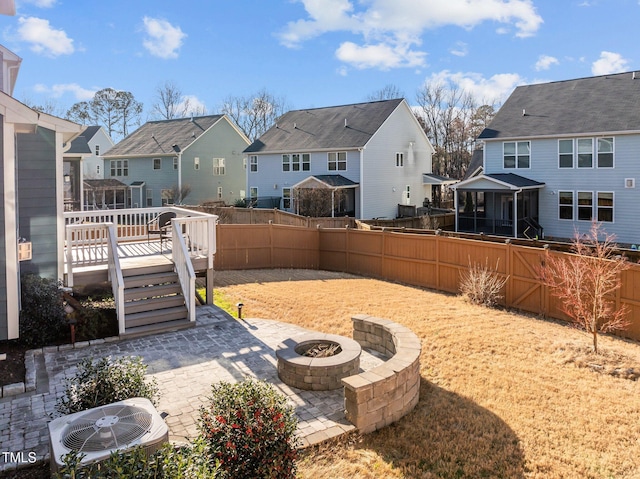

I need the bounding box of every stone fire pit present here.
[276,332,362,390]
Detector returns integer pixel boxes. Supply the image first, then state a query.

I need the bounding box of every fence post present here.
[435,229,441,290]
[345,225,350,273]
[269,220,274,267]
[505,239,511,306]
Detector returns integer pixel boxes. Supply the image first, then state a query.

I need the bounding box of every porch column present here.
[331,189,335,218]
[512,191,518,237]
[453,188,458,232]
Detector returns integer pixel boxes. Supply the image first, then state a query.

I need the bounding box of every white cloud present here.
[591,51,629,75]
[17,0,57,7]
[450,41,468,57]
[426,70,524,105]
[16,16,74,56]
[141,17,186,59]
[336,41,426,70]
[34,82,96,100]
[179,95,207,116]
[535,54,559,71]
[279,0,542,69]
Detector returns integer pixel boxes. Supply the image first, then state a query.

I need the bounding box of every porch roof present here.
[293,174,359,189]
[422,173,457,185]
[451,173,545,191]
[84,178,129,191]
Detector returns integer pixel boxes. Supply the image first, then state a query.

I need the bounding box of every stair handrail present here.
[171,219,196,324]
[105,222,125,335]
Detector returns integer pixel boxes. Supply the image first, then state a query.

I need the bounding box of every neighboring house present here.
[0,44,82,341]
[63,126,115,210]
[103,115,250,208]
[244,98,437,219]
[452,71,640,244]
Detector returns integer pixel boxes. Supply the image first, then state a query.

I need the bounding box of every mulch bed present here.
[0,341,26,388]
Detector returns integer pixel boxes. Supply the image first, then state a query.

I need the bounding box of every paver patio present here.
[0,304,384,473]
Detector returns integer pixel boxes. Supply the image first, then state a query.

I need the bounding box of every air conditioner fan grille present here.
[61,404,153,452]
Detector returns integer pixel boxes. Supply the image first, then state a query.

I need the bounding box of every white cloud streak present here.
[16,16,74,57]
[142,16,186,59]
[34,82,96,100]
[591,51,629,75]
[426,70,525,105]
[279,0,542,70]
[535,54,559,71]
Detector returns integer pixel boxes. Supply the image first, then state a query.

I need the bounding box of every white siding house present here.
[453,71,640,245]
[244,99,436,219]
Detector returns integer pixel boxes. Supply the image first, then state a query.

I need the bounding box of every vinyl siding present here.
[361,102,432,219]
[16,128,59,278]
[106,155,178,207]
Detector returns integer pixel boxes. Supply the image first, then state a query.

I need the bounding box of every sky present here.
[0,0,638,128]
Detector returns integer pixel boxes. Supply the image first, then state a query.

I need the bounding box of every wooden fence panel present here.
[215,224,640,342]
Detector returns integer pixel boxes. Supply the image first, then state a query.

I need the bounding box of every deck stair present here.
[121,261,192,337]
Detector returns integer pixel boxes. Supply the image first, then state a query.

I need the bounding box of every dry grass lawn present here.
[212,269,640,479]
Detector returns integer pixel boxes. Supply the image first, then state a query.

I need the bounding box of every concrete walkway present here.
[0,305,383,473]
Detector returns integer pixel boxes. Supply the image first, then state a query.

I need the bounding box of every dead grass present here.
[212,269,640,479]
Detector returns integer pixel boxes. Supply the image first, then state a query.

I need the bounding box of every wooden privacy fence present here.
[215,224,640,342]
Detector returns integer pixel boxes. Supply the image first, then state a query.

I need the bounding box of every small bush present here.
[56,355,159,415]
[199,378,298,479]
[19,273,67,347]
[459,258,508,307]
[54,439,220,479]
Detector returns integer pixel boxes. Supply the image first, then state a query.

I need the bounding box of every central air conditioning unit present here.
[48,397,169,473]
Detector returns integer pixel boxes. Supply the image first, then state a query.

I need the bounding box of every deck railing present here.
[105,223,126,335]
[172,223,196,324]
[65,223,111,286]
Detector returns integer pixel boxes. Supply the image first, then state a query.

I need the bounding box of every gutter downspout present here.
[177,151,182,204]
[358,147,364,218]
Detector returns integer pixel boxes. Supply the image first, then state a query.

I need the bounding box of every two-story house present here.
[452,71,640,244]
[102,115,249,208]
[244,98,437,219]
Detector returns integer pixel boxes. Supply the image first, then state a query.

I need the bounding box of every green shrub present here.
[19,273,67,347]
[199,379,298,479]
[56,355,159,415]
[54,439,220,479]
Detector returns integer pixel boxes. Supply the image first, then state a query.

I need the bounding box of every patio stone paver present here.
[0,304,384,473]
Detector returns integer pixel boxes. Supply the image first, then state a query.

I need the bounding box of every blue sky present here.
[1,0,637,123]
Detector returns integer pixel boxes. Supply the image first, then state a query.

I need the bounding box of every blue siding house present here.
[452,71,640,245]
[244,99,437,219]
[103,115,249,208]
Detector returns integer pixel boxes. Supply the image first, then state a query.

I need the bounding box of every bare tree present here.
[220,89,289,142]
[366,84,405,101]
[541,222,630,353]
[295,188,346,217]
[151,80,206,120]
[21,96,64,117]
[164,183,192,205]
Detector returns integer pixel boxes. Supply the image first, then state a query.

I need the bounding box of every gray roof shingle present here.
[244,98,404,153]
[104,115,223,157]
[479,71,640,139]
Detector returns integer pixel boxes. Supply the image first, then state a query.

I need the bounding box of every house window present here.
[503,141,530,169]
[328,151,347,171]
[597,137,614,168]
[577,191,593,220]
[153,158,162,170]
[282,187,291,209]
[577,138,593,168]
[558,139,573,168]
[146,189,153,207]
[302,153,310,171]
[161,189,174,206]
[95,144,99,156]
[282,154,291,172]
[194,157,200,170]
[396,152,404,167]
[249,187,258,206]
[96,165,100,175]
[110,159,128,177]
[173,156,178,170]
[597,192,614,222]
[292,154,301,171]
[558,191,573,220]
[217,187,223,200]
[250,155,258,172]
[213,158,225,175]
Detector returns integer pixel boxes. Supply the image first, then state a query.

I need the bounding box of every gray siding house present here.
[452,71,640,244]
[0,45,82,340]
[103,115,249,208]
[244,99,436,219]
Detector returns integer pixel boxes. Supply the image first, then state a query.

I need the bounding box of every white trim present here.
[4,123,18,339]
[596,190,614,223]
